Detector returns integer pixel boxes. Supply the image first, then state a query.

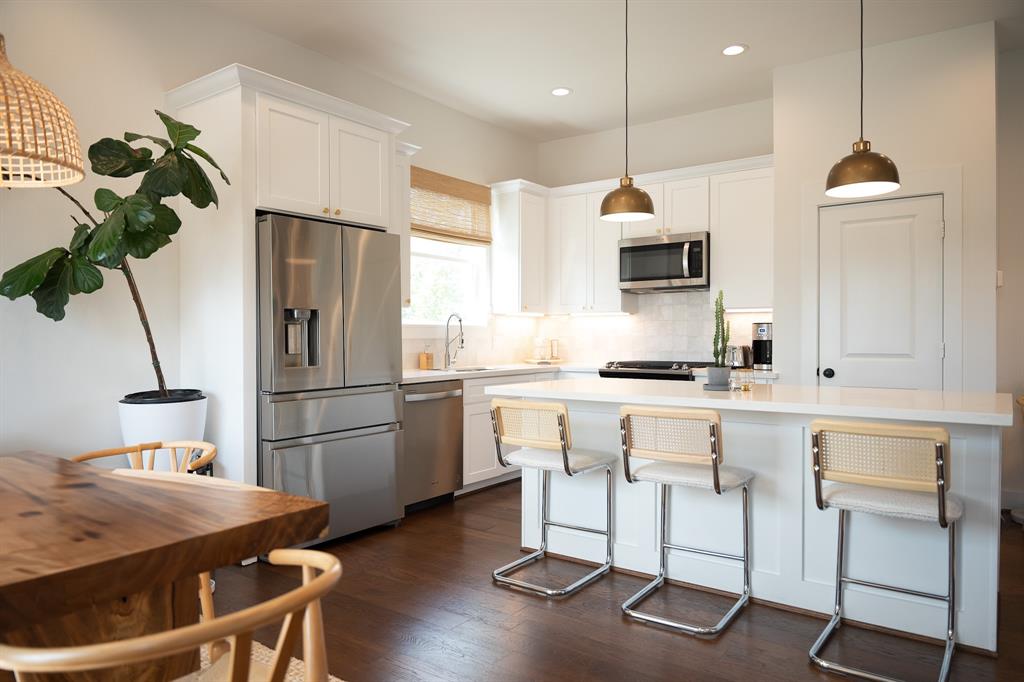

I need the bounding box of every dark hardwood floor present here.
[215,481,1024,681]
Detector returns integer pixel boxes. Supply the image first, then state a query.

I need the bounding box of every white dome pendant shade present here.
[0,34,84,188]
[824,0,900,199]
[600,0,655,223]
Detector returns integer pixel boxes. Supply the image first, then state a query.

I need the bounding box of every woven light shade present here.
[0,34,84,188]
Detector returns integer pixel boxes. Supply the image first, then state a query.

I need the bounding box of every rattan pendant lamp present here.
[0,34,84,188]
[824,0,900,199]
[600,0,654,223]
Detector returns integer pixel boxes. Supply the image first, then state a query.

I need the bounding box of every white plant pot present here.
[118,390,208,471]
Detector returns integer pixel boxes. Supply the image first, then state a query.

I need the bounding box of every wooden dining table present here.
[0,452,329,681]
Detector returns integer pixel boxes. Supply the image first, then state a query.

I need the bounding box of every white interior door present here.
[818,195,944,389]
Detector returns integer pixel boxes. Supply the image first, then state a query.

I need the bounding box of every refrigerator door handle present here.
[268,422,401,450]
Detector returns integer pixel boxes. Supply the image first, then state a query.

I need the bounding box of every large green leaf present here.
[68,224,91,254]
[31,259,73,321]
[0,248,68,299]
[94,238,128,269]
[123,194,156,232]
[88,138,153,177]
[179,152,218,209]
[139,150,186,198]
[87,211,127,263]
[151,203,181,236]
[156,110,200,148]
[124,131,171,150]
[94,187,121,212]
[123,228,171,259]
[184,143,230,184]
[70,256,103,293]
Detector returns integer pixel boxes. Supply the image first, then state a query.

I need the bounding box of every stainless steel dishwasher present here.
[399,380,464,507]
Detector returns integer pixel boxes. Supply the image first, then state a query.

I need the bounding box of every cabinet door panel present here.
[330,117,391,228]
[709,168,773,309]
[665,177,709,234]
[555,195,588,312]
[589,192,623,312]
[464,404,505,485]
[621,183,664,238]
[520,192,546,312]
[257,94,330,217]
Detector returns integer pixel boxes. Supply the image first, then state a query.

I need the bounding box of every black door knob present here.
[822,368,835,379]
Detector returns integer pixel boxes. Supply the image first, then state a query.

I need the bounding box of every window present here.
[403,237,490,325]
[403,166,493,326]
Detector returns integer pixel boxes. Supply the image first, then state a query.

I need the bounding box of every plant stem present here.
[54,187,169,397]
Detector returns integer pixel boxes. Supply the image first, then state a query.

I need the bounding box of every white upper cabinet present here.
[709,167,774,309]
[257,94,330,217]
[552,194,589,313]
[665,176,710,235]
[546,192,636,314]
[330,117,391,228]
[589,192,627,312]
[256,92,396,229]
[491,184,547,314]
[620,183,665,239]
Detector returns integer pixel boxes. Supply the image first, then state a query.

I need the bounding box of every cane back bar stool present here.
[808,420,960,682]
[490,398,615,597]
[619,405,753,636]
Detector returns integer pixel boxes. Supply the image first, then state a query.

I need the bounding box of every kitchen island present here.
[484,378,1013,652]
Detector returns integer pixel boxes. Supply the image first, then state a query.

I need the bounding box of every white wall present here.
[0,0,537,456]
[997,48,1024,507]
[536,99,772,187]
[772,23,998,392]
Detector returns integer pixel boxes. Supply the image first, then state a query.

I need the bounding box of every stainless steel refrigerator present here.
[257,213,403,543]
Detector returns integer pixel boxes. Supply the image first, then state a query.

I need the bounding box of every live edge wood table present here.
[0,452,329,682]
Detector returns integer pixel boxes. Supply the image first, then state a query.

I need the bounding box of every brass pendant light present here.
[0,34,84,187]
[825,0,899,199]
[600,0,654,222]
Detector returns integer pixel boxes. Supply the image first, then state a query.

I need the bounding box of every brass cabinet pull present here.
[322,207,329,214]
[334,209,341,216]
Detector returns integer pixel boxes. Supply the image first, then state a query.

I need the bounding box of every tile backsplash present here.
[401,292,772,368]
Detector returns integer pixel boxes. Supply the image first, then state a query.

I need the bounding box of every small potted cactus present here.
[708,290,731,387]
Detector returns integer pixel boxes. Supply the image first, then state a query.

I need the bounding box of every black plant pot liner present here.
[120,389,206,405]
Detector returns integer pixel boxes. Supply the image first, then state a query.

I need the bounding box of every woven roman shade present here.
[410,166,491,245]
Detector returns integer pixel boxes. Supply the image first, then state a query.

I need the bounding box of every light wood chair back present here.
[74,441,217,473]
[491,398,572,451]
[0,549,341,682]
[809,420,950,493]
[619,405,724,465]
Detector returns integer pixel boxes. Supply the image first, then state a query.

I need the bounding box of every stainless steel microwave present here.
[619,231,710,292]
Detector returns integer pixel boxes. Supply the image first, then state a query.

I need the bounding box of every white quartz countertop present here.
[401,363,570,385]
[484,378,1013,427]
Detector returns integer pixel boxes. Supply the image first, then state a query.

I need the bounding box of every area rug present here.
[187,640,344,681]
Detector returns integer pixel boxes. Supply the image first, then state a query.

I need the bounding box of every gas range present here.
[598,360,714,381]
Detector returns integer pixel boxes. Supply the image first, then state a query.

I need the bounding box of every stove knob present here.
[671,363,681,370]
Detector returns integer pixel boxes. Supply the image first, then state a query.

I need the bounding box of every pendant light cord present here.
[859,0,864,141]
[624,0,629,177]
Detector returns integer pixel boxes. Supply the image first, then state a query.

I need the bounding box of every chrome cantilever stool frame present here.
[489,398,614,597]
[807,420,959,682]
[619,406,753,636]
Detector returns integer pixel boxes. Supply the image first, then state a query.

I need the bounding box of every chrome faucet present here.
[444,313,464,369]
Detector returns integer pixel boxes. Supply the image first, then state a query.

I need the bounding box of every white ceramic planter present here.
[118,391,208,470]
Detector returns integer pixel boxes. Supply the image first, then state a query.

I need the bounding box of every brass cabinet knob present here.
[322,207,329,214]
[523,304,528,311]
[334,209,341,216]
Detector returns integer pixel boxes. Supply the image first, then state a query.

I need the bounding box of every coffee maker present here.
[752,322,773,370]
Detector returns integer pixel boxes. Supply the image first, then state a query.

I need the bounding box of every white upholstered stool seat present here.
[822,482,963,523]
[505,447,617,473]
[632,460,754,492]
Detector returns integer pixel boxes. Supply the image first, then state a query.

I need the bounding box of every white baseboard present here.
[456,470,521,496]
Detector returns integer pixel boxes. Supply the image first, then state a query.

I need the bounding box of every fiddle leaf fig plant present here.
[0,110,229,397]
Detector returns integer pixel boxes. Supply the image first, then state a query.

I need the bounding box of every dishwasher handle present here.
[404,389,463,403]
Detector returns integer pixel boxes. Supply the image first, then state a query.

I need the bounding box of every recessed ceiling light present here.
[722,44,748,56]
[551,87,573,97]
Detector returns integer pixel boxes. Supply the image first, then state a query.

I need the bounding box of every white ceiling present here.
[202,0,1024,141]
